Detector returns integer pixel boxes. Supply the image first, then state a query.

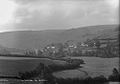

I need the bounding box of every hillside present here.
[0,25,119,50]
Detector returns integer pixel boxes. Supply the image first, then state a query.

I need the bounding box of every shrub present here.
[18,63,50,80]
[108,68,120,82]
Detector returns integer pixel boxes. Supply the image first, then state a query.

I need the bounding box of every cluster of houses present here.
[0,38,118,57]
[39,40,98,57]
[38,38,118,57]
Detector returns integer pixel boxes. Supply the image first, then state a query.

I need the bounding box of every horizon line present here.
[0,24,119,33]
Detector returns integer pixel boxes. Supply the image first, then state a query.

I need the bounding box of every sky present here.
[0,0,119,32]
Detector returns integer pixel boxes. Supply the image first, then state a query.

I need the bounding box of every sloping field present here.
[52,69,88,79]
[0,56,119,78]
[0,56,67,76]
[51,57,119,79]
[74,57,119,78]
[0,25,118,49]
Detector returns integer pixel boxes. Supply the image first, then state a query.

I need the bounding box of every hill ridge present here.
[0,25,119,49]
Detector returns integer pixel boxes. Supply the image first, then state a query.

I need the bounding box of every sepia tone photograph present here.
[0,0,119,84]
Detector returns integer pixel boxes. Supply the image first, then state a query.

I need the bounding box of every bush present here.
[48,76,107,84]
[108,68,120,82]
[18,63,51,80]
[92,75,108,83]
[47,59,85,72]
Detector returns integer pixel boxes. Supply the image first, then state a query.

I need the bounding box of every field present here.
[0,56,67,76]
[0,56,119,84]
[71,57,119,78]
[0,56,119,78]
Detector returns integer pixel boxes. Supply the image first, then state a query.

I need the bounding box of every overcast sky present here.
[0,0,119,32]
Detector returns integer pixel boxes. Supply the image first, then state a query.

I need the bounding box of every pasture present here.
[0,56,119,78]
[0,56,67,76]
[71,57,119,77]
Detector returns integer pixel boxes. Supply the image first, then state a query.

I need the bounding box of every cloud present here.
[11,0,119,30]
[13,0,39,5]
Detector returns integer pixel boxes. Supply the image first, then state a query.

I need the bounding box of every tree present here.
[84,39,94,47]
[0,49,11,55]
[24,49,37,56]
[108,68,119,81]
[37,50,43,56]
[18,63,51,80]
[94,40,100,49]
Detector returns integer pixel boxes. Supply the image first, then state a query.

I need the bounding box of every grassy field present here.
[0,56,119,78]
[71,57,119,78]
[0,56,67,76]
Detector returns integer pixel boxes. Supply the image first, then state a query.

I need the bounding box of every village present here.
[23,37,119,58]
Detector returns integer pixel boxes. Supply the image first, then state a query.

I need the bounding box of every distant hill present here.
[0,25,119,50]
